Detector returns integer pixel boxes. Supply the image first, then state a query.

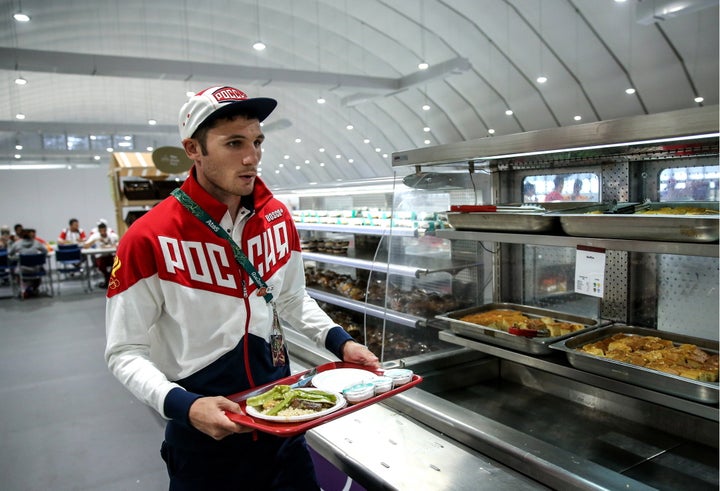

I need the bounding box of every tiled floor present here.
[0,289,168,490]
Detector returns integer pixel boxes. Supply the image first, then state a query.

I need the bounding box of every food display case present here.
[281,106,719,491]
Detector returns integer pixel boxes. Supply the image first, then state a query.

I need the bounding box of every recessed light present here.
[422,104,430,111]
[319,162,325,167]
[625,87,636,95]
[348,159,354,163]
[253,41,266,51]
[536,76,547,84]
[505,109,513,116]
[278,163,284,168]
[13,12,30,22]
[488,129,495,134]
[335,154,341,159]
[346,124,354,130]
[94,155,102,160]
[15,113,25,120]
[418,62,429,70]
[424,139,431,145]
[283,155,290,159]
[316,97,326,104]
[106,147,114,152]
[374,147,381,152]
[14,154,21,159]
[275,169,280,174]
[294,138,302,143]
[574,115,582,121]
[423,126,430,132]
[363,138,370,144]
[304,159,310,164]
[695,96,704,103]
[15,144,22,150]
[14,77,27,85]
[318,147,325,152]
[148,119,157,125]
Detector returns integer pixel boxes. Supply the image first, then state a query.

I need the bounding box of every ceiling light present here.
[695,96,704,103]
[363,138,370,144]
[348,159,354,163]
[346,124,354,130]
[118,141,132,147]
[574,115,582,121]
[275,169,280,174]
[422,104,430,111]
[335,154,341,159]
[14,154,21,159]
[424,139,431,145]
[294,138,302,143]
[319,162,325,167]
[146,146,153,152]
[625,87,636,94]
[488,129,495,134]
[148,119,157,125]
[15,144,22,150]
[13,12,30,22]
[319,147,325,152]
[106,147,114,152]
[382,153,388,158]
[505,109,513,116]
[94,155,102,160]
[14,77,27,85]
[283,155,290,159]
[253,41,266,51]
[536,76,547,84]
[418,62,429,70]
[316,97,326,104]
[279,163,284,168]
[375,147,381,152]
[15,113,25,120]
[614,0,626,3]
[304,159,310,164]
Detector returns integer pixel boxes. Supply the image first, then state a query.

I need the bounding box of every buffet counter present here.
[286,328,718,491]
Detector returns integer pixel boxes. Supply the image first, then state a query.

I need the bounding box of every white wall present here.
[0,166,116,243]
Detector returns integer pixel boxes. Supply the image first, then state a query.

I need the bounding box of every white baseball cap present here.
[178,86,277,140]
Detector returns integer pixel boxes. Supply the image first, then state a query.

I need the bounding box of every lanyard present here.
[172,188,273,304]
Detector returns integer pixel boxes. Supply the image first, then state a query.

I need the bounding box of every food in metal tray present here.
[636,206,718,215]
[246,385,338,417]
[459,309,585,338]
[579,333,719,382]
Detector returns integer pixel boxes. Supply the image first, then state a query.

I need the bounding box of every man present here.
[58,218,87,245]
[105,86,379,490]
[84,222,119,288]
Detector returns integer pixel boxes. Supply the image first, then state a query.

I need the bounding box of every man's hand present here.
[188,396,253,440]
[342,341,380,369]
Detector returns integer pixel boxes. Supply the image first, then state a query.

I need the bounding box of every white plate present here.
[311,368,379,393]
[245,388,346,423]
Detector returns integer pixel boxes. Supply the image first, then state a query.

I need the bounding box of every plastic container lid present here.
[342,383,375,404]
[384,368,413,387]
[371,376,393,395]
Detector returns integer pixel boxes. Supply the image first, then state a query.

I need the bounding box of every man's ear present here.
[182,139,201,160]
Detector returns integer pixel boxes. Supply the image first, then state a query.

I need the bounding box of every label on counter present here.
[574,245,606,298]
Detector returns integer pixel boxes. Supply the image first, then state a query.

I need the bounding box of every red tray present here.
[224,361,422,437]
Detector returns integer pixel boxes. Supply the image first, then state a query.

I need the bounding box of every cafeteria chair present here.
[54,244,86,294]
[16,252,53,299]
[0,249,12,299]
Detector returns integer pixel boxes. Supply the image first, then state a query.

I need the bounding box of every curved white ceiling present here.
[0,0,717,189]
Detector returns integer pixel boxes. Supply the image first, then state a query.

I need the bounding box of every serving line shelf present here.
[302,251,481,278]
[436,229,719,257]
[306,288,425,329]
[295,222,419,237]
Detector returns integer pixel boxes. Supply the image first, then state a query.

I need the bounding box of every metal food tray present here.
[436,302,601,355]
[549,325,719,404]
[446,211,559,233]
[555,201,719,243]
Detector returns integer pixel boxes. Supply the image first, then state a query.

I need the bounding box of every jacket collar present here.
[180,166,274,223]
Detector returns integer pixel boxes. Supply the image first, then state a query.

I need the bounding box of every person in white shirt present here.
[58,218,87,245]
[84,222,119,288]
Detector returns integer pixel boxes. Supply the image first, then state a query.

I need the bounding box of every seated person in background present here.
[84,222,119,288]
[58,218,87,245]
[26,229,53,252]
[0,226,10,249]
[8,228,48,298]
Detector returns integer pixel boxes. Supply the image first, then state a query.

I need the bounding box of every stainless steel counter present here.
[286,328,719,491]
